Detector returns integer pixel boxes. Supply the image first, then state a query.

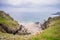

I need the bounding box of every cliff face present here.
[42,17,52,30]
[0,11,20,29]
[42,16,60,30]
[28,16,60,40]
[0,11,30,35]
[0,11,20,33]
[0,11,60,40]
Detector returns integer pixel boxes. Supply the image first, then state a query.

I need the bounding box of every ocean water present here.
[9,12,57,23]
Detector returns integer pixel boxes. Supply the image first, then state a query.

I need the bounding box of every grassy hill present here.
[28,16,60,40]
[0,11,60,40]
[0,11,26,40]
[0,11,20,32]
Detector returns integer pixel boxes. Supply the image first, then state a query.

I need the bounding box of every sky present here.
[0,0,60,23]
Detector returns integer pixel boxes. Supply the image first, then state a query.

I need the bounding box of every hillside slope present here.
[28,16,60,40]
[0,11,60,40]
[0,11,20,33]
[0,11,30,40]
[0,11,24,40]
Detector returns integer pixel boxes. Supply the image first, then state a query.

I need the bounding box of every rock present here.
[16,25,31,35]
[0,23,14,34]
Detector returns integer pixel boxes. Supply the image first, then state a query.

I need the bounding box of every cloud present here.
[0,0,59,6]
[0,0,59,15]
[0,0,60,9]
[0,0,60,22]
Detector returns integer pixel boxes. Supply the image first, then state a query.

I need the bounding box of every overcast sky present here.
[0,0,60,23]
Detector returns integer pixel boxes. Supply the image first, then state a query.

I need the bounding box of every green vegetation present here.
[0,32,25,40]
[0,11,19,31]
[0,11,60,40]
[0,11,23,40]
[28,16,60,40]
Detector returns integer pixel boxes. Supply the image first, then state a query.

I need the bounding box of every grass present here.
[0,32,25,40]
[0,11,25,40]
[0,11,60,40]
[28,16,60,40]
[0,17,19,29]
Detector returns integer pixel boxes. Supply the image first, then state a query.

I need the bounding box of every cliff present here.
[0,11,20,33]
[0,11,30,35]
[28,16,60,40]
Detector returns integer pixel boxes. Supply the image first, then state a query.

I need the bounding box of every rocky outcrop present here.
[0,10,55,35]
[0,11,13,20]
[16,25,31,35]
[0,23,19,34]
[0,11,30,35]
[0,23,30,35]
[41,17,52,30]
